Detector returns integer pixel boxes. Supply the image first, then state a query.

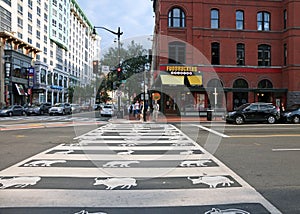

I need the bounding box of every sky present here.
[76,0,155,49]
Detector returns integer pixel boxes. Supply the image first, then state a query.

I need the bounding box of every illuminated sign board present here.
[160,65,199,75]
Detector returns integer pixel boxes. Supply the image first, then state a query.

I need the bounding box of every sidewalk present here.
[112,114,224,123]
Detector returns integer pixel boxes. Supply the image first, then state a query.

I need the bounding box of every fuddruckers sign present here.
[160,65,199,75]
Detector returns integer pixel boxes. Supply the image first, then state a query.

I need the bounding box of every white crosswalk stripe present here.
[0,123,281,213]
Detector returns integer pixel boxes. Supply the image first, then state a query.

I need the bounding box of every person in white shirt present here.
[134,100,140,119]
[152,101,159,122]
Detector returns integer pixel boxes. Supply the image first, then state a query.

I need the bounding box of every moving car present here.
[225,102,280,125]
[70,104,81,114]
[100,104,114,117]
[26,103,52,115]
[281,104,300,123]
[0,105,26,116]
[49,103,71,116]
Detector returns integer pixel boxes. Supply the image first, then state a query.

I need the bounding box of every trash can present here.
[207,109,214,121]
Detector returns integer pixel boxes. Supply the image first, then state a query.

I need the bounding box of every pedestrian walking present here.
[134,100,140,119]
[152,101,159,122]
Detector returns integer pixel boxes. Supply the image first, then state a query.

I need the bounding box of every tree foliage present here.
[98,40,150,102]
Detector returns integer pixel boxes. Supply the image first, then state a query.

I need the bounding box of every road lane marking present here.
[230,134,300,138]
[272,148,300,152]
[190,124,230,138]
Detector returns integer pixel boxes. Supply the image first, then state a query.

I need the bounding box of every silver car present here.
[49,103,71,116]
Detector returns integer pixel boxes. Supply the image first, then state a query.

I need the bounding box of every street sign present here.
[116,91,122,97]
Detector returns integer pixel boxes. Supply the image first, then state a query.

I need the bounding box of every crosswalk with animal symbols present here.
[0,123,281,213]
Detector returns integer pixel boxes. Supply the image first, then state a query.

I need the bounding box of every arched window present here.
[236,10,244,30]
[258,79,273,88]
[257,11,270,31]
[207,78,223,88]
[258,44,271,66]
[168,41,186,64]
[168,7,185,28]
[233,78,248,88]
[211,9,219,29]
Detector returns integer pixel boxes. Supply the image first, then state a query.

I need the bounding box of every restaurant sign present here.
[160,65,199,75]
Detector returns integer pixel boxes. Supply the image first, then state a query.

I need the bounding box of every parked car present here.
[100,104,114,117]
[281,104,300,123]
[26,103,52,115]
[225,102,280,125]
[49,103,72,116]
[0,105,26,116]
[70,104,81,114]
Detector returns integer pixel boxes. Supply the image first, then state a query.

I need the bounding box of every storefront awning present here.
[187,75,202,86]
[160,75,185,85]
[15,84,26,96]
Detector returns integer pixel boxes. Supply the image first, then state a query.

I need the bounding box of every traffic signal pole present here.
[93,26,123,118]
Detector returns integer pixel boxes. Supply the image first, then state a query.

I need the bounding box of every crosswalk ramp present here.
[0,123,281,213]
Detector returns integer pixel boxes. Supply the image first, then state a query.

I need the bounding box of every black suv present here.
[225,102,280,125]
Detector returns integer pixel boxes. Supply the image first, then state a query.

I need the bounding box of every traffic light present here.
[117,67,122,78]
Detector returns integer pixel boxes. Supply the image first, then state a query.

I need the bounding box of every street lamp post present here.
[92,26,123,118]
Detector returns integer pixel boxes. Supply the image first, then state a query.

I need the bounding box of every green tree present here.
[99,40,150,101]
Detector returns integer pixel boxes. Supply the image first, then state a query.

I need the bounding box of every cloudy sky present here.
[76,0,155,48]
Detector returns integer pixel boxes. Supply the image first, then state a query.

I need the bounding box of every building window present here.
[168,7,185,28]
[284,9,287,30]
[258,44,271,66]
[17,4,23,15]
[37,19,41,28]
[211,9,219,29]
[17,17,23,28]
[257,11,270,31]
[28,12,32,21]
[211,42,220,65]
[28,24,32,34]
[236,10,244,30]
[284,43,287,66]
[236,43,245,65]
[258,79,273,88]
[36,30,40,39]
[52,19,57,27]
[168,41,186,64]
[28,0,32,8]
[37,7,41,16]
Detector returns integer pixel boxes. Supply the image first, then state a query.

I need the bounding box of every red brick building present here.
[152,0,300,114]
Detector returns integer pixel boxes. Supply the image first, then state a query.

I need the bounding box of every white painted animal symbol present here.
[93,177,137,190]
[187,176,234,188]
[73,210,107,214]
[204,208,250,214]
[0,176,41,189]
[119,143,137,147]
[179,159,212,167]
[24,160,66,167]
[103,161,140,168]
[117,150,134,155]
[180,150,194,155]
[55,149,74,154]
